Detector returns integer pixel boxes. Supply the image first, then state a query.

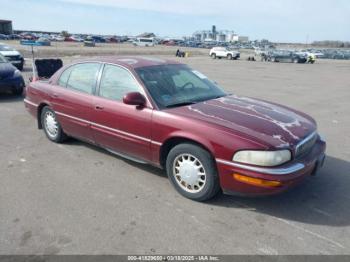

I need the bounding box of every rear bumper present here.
[0,76,25,91]
[216,139,326,196]
[23,98,38,119]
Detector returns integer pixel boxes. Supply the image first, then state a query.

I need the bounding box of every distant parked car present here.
[267,50,307,63]
[133,37,155,47]
[53,35,65,42]
[84,37,96,47]
[9,34,21,40]
[209,47,240,60]
[0,43,25,70]
[0,34,9,40]
[36,37,51,46]
[0,54,25,95]
[91,36,106,43]
[21,33,37,40]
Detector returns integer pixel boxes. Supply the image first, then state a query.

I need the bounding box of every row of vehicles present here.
[256,48,350,60]
[255,49,317,64]
[0,32,128,43]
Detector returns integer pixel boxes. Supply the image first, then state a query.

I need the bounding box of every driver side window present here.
[99,64,141,101]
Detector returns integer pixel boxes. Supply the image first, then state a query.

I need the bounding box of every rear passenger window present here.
[58,67,73,87]
[66,63,101,94]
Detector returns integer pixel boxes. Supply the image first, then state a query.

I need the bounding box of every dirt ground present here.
[0,43,350,255]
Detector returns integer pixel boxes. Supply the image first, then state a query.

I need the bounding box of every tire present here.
[293,58,298,63]
[227,54,233,60]
[41,106,67,143]
[211,53,216,59]
[166,143,220,201]
[271,57,276,62]
[12,86,23,96]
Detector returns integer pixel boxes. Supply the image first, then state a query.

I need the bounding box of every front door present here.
[90,64,153,162]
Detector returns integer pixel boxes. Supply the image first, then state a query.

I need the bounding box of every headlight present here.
[232,150,291,167]
[13,69,21,77]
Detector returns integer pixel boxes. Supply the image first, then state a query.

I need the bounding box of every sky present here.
[1,0,350,42]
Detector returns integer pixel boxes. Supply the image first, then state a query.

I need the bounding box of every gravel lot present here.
[0,48,350,255]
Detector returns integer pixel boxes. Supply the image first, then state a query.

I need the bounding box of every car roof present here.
[76,56,183,69]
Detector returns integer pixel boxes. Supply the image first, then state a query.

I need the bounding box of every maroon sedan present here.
[24,57,326,201]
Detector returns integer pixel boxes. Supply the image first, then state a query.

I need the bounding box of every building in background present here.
[193,25,248,43]
[0,19,13,35]
[232,35,249,43]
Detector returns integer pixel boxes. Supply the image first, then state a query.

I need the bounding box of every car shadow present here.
[63,139,350,227]
[64,138,166,178]
[207,155,350,227]
[0,92,24,102]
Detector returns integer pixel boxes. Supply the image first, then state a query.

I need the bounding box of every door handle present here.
[95,105,104,110]
[51,93,59,98]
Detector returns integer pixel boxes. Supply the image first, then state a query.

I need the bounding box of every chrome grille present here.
[295,132,317,157]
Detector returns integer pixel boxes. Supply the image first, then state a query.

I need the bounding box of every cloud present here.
[58,0,292,16]
[59,0,350,20]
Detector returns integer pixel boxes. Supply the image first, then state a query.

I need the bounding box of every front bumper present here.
[216,139,326,196]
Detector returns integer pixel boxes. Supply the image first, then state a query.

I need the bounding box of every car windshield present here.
[0,54,7,63]
[135,64,227,109]
[0,45,15,51]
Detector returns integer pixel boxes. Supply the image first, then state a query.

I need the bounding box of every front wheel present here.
[166,143,220,201]
[211,53,216,59]
[227,54,233,60]
[41,106,67,143]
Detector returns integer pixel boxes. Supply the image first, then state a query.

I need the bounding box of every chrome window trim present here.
[216,158,305,175]
[55,111,162,146]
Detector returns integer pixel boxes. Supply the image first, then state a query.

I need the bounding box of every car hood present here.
[0,50,21,56]
[0,62,16,78]
[168,95,317,148]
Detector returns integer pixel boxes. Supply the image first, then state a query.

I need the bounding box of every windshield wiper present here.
[165,101,197,108]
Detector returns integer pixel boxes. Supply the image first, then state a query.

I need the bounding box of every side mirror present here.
[123,92,146,107]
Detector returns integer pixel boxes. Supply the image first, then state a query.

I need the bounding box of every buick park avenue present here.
[24,57,326,201]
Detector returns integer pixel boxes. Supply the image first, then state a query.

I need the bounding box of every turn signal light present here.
[233,173,281,188]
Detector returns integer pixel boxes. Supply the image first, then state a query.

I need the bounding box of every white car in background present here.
[133,37,155,47]
[209,47,240,60]
[0,43,25,70]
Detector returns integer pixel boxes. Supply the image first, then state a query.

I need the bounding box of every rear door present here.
[51,62,102,143]
[91,64,153,162]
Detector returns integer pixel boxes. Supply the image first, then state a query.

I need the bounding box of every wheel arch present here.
[37,102,51,129]
[159,136,215,168]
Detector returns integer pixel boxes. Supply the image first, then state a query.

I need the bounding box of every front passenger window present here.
[99,65,141,101]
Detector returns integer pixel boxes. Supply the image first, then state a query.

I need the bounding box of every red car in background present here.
[24,57,326,201]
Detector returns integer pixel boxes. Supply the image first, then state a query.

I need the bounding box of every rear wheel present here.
[41,106,67,143]
[166,143,220,201]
